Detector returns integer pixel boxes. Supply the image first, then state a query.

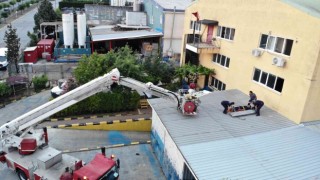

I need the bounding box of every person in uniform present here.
[221,101,235,114]
[253,100,264,116]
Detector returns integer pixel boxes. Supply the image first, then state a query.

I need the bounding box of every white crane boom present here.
[0,68,183,145]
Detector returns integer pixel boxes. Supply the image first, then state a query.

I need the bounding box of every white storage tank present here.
[77,13,87,48]
[133,0,141,12]
[62,13,74,48]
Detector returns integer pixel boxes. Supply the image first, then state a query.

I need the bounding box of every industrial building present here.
[149,90,320,179]
[180,0,320,124]
[143,0,193,61]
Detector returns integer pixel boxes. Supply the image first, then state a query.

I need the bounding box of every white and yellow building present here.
[181,0,320,124]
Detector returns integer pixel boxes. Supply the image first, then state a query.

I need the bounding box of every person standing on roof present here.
[252,100,264,116]
[221,101,234,114]
[249,91,257,103]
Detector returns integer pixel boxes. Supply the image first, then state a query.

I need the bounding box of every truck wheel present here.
[17,169,27,180]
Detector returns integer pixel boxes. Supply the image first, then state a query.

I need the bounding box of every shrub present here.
[53,91,140,117]
[0,82,12,97]
[32,75,48,92]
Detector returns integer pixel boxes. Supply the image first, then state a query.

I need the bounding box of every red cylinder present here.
[184,101,196,113]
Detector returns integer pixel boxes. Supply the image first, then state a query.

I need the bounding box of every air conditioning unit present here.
[272,57,286,67]
[252,49,262,57]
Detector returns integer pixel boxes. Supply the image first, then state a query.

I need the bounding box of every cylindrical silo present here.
[133,0,141,12]
[62,13,74,48]
[77,13,87,48]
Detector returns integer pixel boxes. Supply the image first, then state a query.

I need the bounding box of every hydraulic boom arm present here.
[0,68,181,143]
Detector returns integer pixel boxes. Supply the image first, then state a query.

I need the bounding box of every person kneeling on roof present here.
[221,101,235,114]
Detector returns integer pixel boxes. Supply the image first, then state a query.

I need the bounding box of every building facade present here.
[181,0,320,124]
[143,0,193,60]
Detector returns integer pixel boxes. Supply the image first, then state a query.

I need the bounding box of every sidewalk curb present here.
[62,140,151,153]
[46,118,152,129]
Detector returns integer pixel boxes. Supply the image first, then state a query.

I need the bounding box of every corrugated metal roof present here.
[91,30,163,42]
[281,0,320,19]
[148,89,320,179]
[153,0,193,11]
[180,125,320,179]
[148,89,295,146]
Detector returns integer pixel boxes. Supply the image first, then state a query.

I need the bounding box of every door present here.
[206,26,214,43]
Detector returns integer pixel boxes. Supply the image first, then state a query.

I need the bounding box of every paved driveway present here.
[0,90,51,125]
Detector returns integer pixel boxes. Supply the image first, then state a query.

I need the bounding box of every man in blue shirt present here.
[249,91,257,103]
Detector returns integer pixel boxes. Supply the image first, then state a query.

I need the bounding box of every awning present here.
[200,19,219,26]
[91,30,163,42]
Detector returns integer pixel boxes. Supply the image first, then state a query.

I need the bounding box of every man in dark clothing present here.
[253,100,264,116]
[249,91,257,102]
[221,101,235,114]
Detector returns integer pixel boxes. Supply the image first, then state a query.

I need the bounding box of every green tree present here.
[18,3,25,12]
[32,75,48,92]
[3,3,9,8]
[1,12,8,21]
[27,31,39,46]
[74,46,142,84]
[0,82,11,97]
[33,0,57,32]
[111,46,143,81]
[55,8,62,20]
[175,63,215,86]
[3,24,21,76]
[143,55,175,84]
[9,0,16,6]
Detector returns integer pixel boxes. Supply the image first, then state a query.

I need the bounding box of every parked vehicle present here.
[0,48,8,70]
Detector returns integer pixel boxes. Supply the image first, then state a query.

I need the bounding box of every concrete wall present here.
[163,12,185,57]
[181,0,320,123]
[144,0,186,57]
[151,109,186,179]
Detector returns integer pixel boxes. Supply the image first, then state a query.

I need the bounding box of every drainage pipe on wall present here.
[167,6,176,57]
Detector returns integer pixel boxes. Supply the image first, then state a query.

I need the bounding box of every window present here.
[259,34,293,56]
[210,76,226,91]
[213,54,230,68]
[160,15,163,25]
[252,68,284,93]
[259,34,268,49]
[189,21,201,31]
[217,26,235,40]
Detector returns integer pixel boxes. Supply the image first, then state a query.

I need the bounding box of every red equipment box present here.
[37,39,55,58]
[24,46,38,63]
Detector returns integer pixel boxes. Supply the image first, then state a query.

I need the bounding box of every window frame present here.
[210,76,226,91]
[190,21,201,32]
[252,68,284,93]
[212,54,230,68]
[217,26,235,41]
[259,34,293,56]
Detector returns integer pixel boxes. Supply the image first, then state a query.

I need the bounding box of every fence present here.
[19,62,77,85]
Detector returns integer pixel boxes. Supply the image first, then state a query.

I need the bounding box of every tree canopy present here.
[74,46,144,84]
[33,0,57,32]
[4,24,21,75]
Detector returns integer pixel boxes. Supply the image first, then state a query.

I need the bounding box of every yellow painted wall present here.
[182,0,320,123]
[62,120,151,131]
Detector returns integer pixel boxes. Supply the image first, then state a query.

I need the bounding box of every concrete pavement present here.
[0,90,51,124]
